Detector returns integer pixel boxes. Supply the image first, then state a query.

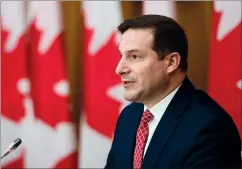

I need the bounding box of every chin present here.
[123,91,140,102]
[124,95,135,102]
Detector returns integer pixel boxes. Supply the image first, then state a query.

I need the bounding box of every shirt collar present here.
[144,83,182,120]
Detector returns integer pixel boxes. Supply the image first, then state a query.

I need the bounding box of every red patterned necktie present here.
[133,109,154,169]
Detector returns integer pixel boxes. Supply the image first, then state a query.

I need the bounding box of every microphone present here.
[1,138,22,159]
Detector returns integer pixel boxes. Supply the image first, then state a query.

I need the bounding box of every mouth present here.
[122,81,135,88]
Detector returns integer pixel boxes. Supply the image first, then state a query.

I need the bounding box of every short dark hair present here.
[117,14,188,72]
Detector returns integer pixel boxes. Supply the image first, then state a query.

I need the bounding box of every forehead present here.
[119,28,154,52]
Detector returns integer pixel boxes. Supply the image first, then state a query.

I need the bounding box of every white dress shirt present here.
[143,84,182,157]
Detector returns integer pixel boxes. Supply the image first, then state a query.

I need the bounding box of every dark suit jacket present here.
[104,77,241,169]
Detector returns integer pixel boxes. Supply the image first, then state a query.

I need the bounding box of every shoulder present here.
[191,89,232,119]
[112,102,143,133]
[187,89,240,138]
[181,89,241,166]
[118,102,143,121]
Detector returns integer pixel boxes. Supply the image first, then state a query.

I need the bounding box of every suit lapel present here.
[124,103,144,168]
[141,106,179,169]
[141,76,195,169]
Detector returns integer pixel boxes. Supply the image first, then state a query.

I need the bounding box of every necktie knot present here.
[141,109,153,124]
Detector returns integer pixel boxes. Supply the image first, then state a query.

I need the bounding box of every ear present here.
[166,52,181,73]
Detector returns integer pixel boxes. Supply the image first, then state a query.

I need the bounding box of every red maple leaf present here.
[83,26,122,139]
[208,11,242,137]
[1,24,26,169]
[1,28,26,122]
[28,20,72,127]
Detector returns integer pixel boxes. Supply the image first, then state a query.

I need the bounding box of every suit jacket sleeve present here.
[182,114,241,169]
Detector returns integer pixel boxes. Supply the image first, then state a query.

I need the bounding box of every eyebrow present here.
[119,49,141,55]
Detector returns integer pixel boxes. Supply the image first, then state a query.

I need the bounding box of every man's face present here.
[116,28,169,103]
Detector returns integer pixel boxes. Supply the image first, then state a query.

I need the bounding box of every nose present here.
[115,58,131,76]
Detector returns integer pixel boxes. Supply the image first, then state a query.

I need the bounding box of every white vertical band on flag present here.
[1,0,26,52]
[214,1,241,41]
[143,0,176,19]
[82,1,122,55]
[27,1,62,54]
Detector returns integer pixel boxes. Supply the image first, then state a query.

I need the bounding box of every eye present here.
[131,54,138,60]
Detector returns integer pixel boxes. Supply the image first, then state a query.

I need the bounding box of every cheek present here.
[144,63,166,85]
[135,64,155,86]
[131,61,165,87]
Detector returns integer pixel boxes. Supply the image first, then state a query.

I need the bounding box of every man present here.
[104,15,241,169]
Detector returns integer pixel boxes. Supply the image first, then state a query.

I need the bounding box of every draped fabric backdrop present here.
[1,1,77,168]
[1,1,241,168]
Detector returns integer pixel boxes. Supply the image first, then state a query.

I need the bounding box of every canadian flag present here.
[143,1,176,18]
[79,1,129,168]
[1,1,27,167]
[208,1,241,138]
[1,1,77,168]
